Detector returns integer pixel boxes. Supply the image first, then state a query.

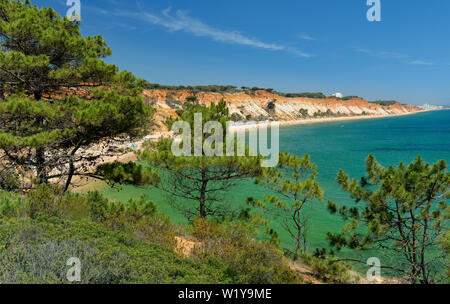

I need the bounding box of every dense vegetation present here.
[143,82,368,101]
[338,96,362,101]
[144,84,241,94]
[277,92,326,99]
[144,82,330,99]
[369,100,398,106]
[0,186,303,284]
[299,109,367,118]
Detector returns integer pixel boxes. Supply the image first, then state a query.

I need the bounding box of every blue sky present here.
[36,0,450,105]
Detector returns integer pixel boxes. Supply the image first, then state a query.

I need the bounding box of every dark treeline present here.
[369,100,399,106]
[145,83,241,93]
[144,83,366,100]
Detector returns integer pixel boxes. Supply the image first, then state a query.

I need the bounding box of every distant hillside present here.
[141,89,421,130]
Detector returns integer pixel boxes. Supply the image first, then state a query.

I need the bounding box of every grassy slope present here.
[0,189,305,284]
[0,216,225,284]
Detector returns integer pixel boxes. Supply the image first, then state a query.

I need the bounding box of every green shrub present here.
[26,185,91,220]
[299,252,359,284]
[191,218,301,284]
[0,237,129,284]
[441,231,450,279]
[282,92,326,99]
[369,100,398,106]
[299,108,309,118]
[186,96,198,103]
[0,216,225,284]
[230,112,243,122]
[0,190,26,218]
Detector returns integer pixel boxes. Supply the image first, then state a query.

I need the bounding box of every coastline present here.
[70,109,437,191]
[228,110,434,132]
[88,110,432,157]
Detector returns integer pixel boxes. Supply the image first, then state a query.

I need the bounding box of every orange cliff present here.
[142,89,421,130]
[36,85,421,131]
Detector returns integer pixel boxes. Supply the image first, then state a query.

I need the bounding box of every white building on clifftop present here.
[332,92,343,98]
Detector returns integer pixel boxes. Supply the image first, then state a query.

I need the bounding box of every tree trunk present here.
[199,169,208,218]
[34,90,42,101]
[33,90,48,184]
[36,147,48,184]
[295,208,302,253]
[199,181,207,218]
[63,145,82,193]
[419,218,429,284]
[64,157,75,193]
[296,229,302,253]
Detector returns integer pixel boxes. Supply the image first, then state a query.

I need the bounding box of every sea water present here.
[104,110,450,272]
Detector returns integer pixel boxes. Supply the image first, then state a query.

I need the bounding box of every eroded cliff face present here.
[38,85,420,132]
[143,89,421,130]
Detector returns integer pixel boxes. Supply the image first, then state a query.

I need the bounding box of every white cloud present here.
[138,7,312,58]
[87,4,312,58]
[409,60,433,65]
[143,7,283,50]
[299,33,316,41]
[356,48,406,60]
[356,48,433,65]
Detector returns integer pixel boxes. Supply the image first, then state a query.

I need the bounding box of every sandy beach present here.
[228,110,431,133]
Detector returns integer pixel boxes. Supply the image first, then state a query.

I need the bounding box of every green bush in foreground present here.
[298,252,359,284]
[0,188,301,284]
[191,218,301,284]
[0,216,223,284]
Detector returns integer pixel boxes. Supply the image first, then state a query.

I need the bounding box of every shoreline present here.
[228,109,436,132]
[89,110,434,155]
[71,109,440,191]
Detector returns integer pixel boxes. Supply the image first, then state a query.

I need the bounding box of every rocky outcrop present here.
[143,89,421,130]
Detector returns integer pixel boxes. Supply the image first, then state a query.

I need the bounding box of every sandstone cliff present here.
[142,89,421,130]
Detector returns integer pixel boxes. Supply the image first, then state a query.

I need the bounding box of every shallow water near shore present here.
[103,110,450,273]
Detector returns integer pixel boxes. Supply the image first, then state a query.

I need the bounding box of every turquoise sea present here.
[104,110,450,271]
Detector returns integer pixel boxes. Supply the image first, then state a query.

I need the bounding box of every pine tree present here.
[0,0,116,99]
[248,153,323,253]
[327,155,449,284]
[138,100,264,219]
[0,0,153,191]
